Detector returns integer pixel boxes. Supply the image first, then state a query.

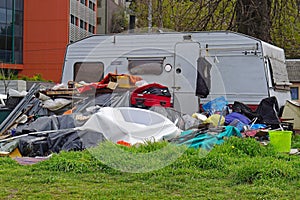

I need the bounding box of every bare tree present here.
[235,0,272,42]
[0,62,17,95]
[131,0,300,57]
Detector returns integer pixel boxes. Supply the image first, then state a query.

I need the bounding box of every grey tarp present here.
[15,115,76,135]
[149,106,185,130]
[18,129,105,157]
[47,129,105,153]
[94,91,131,107]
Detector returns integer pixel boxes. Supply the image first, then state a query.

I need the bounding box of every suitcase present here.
[131,83,172,108]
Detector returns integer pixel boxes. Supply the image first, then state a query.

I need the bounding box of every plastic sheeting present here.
[15,115,76,135]
[95,91,131,107]
[172,126,242,151]
[149,106,185,130]
[18,129,105,157]
[80,107,182,145]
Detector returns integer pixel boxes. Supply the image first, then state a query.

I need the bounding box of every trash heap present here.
[170,96,293,152]
[0,74,297,163]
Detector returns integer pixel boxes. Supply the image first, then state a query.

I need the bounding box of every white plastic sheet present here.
[42,98,72,111]
[80,107,181,145]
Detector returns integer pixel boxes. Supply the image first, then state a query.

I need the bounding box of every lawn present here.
[0,136,299,199]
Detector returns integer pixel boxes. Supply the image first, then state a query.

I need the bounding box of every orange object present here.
[117,140,131,147]
[63,107,76,115]
[9,148,22,158]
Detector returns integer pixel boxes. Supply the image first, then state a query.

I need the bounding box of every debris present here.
[170,126,242,151]
[79,107,181,145]
[282,100,300,131]
[289,149,299,155]
[131,83,172,108]
[0,83,40,136]
[13,156,51,165]
[204,114,225,127]
[202,96,228,115]
[0,75,296,161]
[268,130,292,153]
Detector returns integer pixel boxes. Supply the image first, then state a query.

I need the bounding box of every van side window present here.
[74,62,104,83]
[128,59,163,75]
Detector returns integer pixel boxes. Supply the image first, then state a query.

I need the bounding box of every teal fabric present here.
[177,126,242,151]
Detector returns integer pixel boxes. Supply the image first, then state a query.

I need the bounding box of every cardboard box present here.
[107,81,118,90]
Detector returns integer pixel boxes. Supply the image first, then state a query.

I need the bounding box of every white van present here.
[61,31,291,114]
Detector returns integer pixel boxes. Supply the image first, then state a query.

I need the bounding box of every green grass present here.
[292,134,300,149]
[0,137,299,199]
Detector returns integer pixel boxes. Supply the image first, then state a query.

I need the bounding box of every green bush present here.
[20,74,52,82]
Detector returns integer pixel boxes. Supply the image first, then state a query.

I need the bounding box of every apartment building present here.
[1,0,97,83]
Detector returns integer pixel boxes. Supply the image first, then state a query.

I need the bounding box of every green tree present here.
[111,8,128,33]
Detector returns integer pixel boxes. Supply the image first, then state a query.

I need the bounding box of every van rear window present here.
[74,62,104,83]
[128,59,163,75]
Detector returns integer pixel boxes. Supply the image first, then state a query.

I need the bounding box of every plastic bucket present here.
[268,131,292,153]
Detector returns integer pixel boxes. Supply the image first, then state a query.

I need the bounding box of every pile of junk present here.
[0,73,298,164]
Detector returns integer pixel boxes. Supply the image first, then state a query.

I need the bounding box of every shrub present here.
[20,74,52,82]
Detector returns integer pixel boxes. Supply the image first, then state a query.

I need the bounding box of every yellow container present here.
[117,76,131,88]
[268,131,292,153]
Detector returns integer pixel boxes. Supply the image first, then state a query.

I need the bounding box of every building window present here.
[74,62,104,83]
[0,8,7,23]
[128,58,164,75]
[15,0,24,11]
[70,15,75,24]
[97,17,101,25]
[88,24,95,33]
[0,0,23,64]
[0,1,6,8]
[291,87,299,100]
[97,0,102,8]
[80,0,85,5]
[80,19,84,29]
[89,1,95,10]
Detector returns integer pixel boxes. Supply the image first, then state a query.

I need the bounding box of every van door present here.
[174,42,200,114]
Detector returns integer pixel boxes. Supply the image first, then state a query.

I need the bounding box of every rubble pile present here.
[0,73,298,164]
